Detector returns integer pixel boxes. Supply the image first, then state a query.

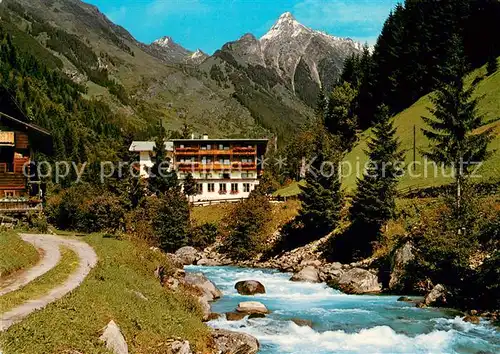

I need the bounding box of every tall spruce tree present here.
[324,81,358,152]
[346,105,403,259]
[422,41,494,211]
[182,172,197,202]
[297,118,343,240]
[148,122,179,195]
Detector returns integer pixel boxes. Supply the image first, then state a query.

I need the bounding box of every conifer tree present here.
[297,118,343,239]
[152,189,190,252]
[422,41,494,211]
[324,81,358,152]
[487,54,498,76]
[148,122,179,195]
[182,172,197,202]
[346,105,402,259]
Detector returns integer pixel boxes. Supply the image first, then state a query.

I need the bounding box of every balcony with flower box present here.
[231,162,257,170]
[232,147,256,155]
[175,147,200,155]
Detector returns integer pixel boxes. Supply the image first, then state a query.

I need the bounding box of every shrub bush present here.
[45,184,125,233]
[149,191,190,253]
[26,211,49,233]
[77,193,126,233]
[220,194,271,260]
[190,222,218,250]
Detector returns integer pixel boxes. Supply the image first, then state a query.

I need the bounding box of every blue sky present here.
[86,0,399,54]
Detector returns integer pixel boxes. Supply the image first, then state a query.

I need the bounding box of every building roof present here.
[170,138,269,143]
[0,112,51,136]
[129,141,174,152]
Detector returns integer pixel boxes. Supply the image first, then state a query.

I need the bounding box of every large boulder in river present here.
[236,301,269,314]
[235,280,266,295]
[290,266,320,283]
[184,272,222,302]
[336,268,382,294]
[389,241,415,291]
[212,329,259,354]
[424,284,447,306]
[196,258,219,266]
[291,318,313,327]
[226,312,247,321]
[175,246,200,265]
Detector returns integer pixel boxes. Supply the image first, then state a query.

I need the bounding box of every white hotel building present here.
[130,136,268,203]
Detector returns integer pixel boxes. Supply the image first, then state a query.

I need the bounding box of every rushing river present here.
[186,265,500,354]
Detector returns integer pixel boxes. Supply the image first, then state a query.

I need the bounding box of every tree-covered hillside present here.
[343,58,500,192]
[342,0,500,129]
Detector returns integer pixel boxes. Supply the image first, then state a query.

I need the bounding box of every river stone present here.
[236,301,269,314]
[397,296,413,302]
[235,280,266,295]
[291,318,313,327]
[175,246,200,265]
[212,329,259,354]
[207,312,221,321]
[197,258,219,266]
[198,297,212,321]
[99,320,128,354]
[337,268,382,294]
[226,312,247,321]
[290,266,320,283]
[389,241,415,291]
[463,315,480,324]
[184,272,222,301]
[248,313,266,319]
[424,284,447,306]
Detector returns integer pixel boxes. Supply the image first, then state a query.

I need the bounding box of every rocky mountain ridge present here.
[0,0,361,140]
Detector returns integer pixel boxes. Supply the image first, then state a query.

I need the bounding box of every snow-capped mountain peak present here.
[191,49,204,59]
[153,36,175,47]
[261,12,309,41]
[255,12,363,95]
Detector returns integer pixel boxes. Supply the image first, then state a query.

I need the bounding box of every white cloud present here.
[293,0,393,32]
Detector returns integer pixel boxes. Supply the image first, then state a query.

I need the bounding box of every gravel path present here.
[0,234,61,296]
[0,234,98,331]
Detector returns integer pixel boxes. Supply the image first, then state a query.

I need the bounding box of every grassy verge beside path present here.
[0,233,211,354]
[0,246,78,314]
[0,232,39,278]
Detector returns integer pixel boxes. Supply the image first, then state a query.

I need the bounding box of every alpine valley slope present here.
[342,58,500,192]
[0,0,361,140]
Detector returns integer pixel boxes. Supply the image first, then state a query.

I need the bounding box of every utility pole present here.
[413,124,416,171]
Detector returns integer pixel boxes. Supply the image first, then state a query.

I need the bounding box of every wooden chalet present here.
[0,112,51,213]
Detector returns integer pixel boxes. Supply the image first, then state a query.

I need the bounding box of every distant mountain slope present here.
[0,0,268,138]
[0,1,361,141]
[260,12,362,104]
[342,58,500,192]
[197,12,362,137]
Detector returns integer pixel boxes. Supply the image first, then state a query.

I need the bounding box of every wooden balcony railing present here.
[231,162,256,169]
[175,147,200,154]
[233,147,256,154]
[177,162,235,171]
[175,148,255,155]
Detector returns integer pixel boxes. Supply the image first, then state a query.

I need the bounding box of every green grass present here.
[0,247,78,314]
[343,58,500,192]
[192,200,300,233]
[273,180,305,197]
[191,203,236,226]
[0,232,39,278]
[0,234,211,354]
